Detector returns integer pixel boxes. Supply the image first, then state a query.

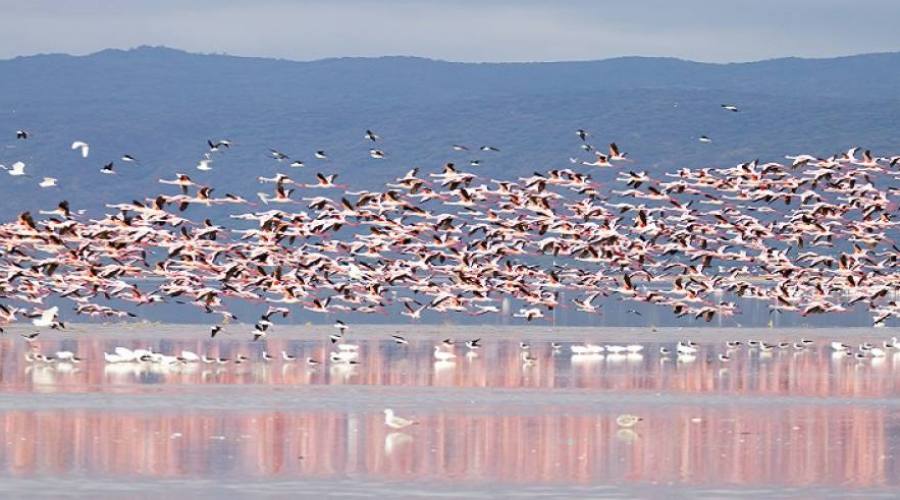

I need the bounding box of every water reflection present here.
[0,407,897,488]
[0,336,898,491]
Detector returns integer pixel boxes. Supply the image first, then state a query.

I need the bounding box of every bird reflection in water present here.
[0,336,897,489]
[0,406,895,488]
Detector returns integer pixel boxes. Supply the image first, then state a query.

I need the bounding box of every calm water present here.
[0,326,899,498]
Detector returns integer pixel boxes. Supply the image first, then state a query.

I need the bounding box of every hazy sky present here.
[2,0,900,62]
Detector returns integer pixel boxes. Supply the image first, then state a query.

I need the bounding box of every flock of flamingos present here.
[2,121,899,356]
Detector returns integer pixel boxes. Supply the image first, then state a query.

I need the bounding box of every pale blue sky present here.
[2,0,900,62]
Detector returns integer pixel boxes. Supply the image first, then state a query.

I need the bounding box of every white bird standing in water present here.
[55,350,81,362]
[433,345,456,362]
[179,350,200,362]
[384,408,417,429]
[616,414,643,428]
[104,352,127,363]
[677,341,698,355]
[831,341,850,352]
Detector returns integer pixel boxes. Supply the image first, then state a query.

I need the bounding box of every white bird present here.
[616,414,643,428]
[384,408,416,429]
[513,307,544,321]
[207,139,231,151]
[197,158,213,171]
[32,306,59,327]
[699,135,712,143]
[179,350,200,362]
[71,141,89,158]
[5,161,26,176]
[676,341,698,355]
[831,341,850,352]
[39,177,57,188]
[104,352,127,363]
[155,354,180,365]
[433,346,456,362]
[114,346,137,361]
[270,149,289,161]
[521,351,537,366]
[571,344,604,354]
[55,351,79,362]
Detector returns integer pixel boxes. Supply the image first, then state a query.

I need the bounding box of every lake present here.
[0,325,898,498]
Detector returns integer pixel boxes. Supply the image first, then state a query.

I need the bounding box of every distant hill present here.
[1,46,899,214]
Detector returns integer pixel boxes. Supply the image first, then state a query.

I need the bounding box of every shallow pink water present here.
[0,331,898,497]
